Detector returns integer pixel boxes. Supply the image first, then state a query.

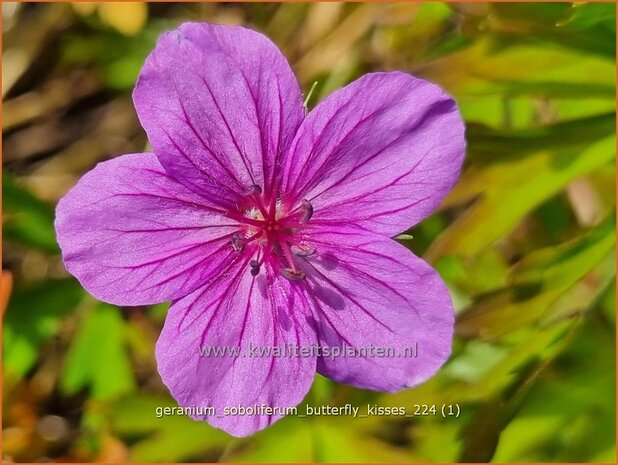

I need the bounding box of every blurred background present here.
[2,2,616,462]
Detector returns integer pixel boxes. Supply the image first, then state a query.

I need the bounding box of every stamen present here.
[299,199,313,223]
[281,267,306,281]
[250,259,261,276]
[231,231,262,251]
[267,185,279,223]
[227,210,264,228]
[229,187,315,281]
[248,185,269,219]
[291,244,316,257]
[231,233,244,251]
[279,240,299,273]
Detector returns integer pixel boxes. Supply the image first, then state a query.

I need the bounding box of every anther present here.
[291,244,316,257]
[300,199,313,223]
[231,233,244,251]
[280,267,306,281]
[250,259,261,276]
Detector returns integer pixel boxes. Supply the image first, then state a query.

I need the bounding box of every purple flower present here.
[55,22,465,437]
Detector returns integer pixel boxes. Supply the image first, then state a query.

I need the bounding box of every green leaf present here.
[427,126,615,261]
[381,317,575,416]
[435,248,509,296]
[61,303,135,399]
[61,20,172,91]
[456,216,615,340]
[228,416,414,462]
[494,314,616,461]
[464,113,616,162]
[458,354,557,462]
[3,278,84,383]
[420,36,615,99]
[489,3,615,58]
[2,173,58,253]
[558,3,616,33]
[106,394,230,462]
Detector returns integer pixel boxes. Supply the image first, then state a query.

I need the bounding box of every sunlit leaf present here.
[71,2,97,16]
[419,36,615,99]
[98,2,148,37]
[488,3,615,58]
[428,126,615,261]
[456,216,615,340]
[494,314,615,461]
[106,394,230,462]
[228,416,415,462]
[62,303,135,399]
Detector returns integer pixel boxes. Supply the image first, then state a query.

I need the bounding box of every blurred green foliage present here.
[2,2,615,463]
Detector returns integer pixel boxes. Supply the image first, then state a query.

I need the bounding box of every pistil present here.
[228,187,314,281]
[279,240,305,280]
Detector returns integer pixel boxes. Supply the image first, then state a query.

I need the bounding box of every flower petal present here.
[55,153,237,306]
[281,72,465,236]
[133,22,304,206]
[156,260,316,437]
[299,226,454,391]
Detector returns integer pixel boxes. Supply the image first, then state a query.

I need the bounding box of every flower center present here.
[226,185,314,281]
